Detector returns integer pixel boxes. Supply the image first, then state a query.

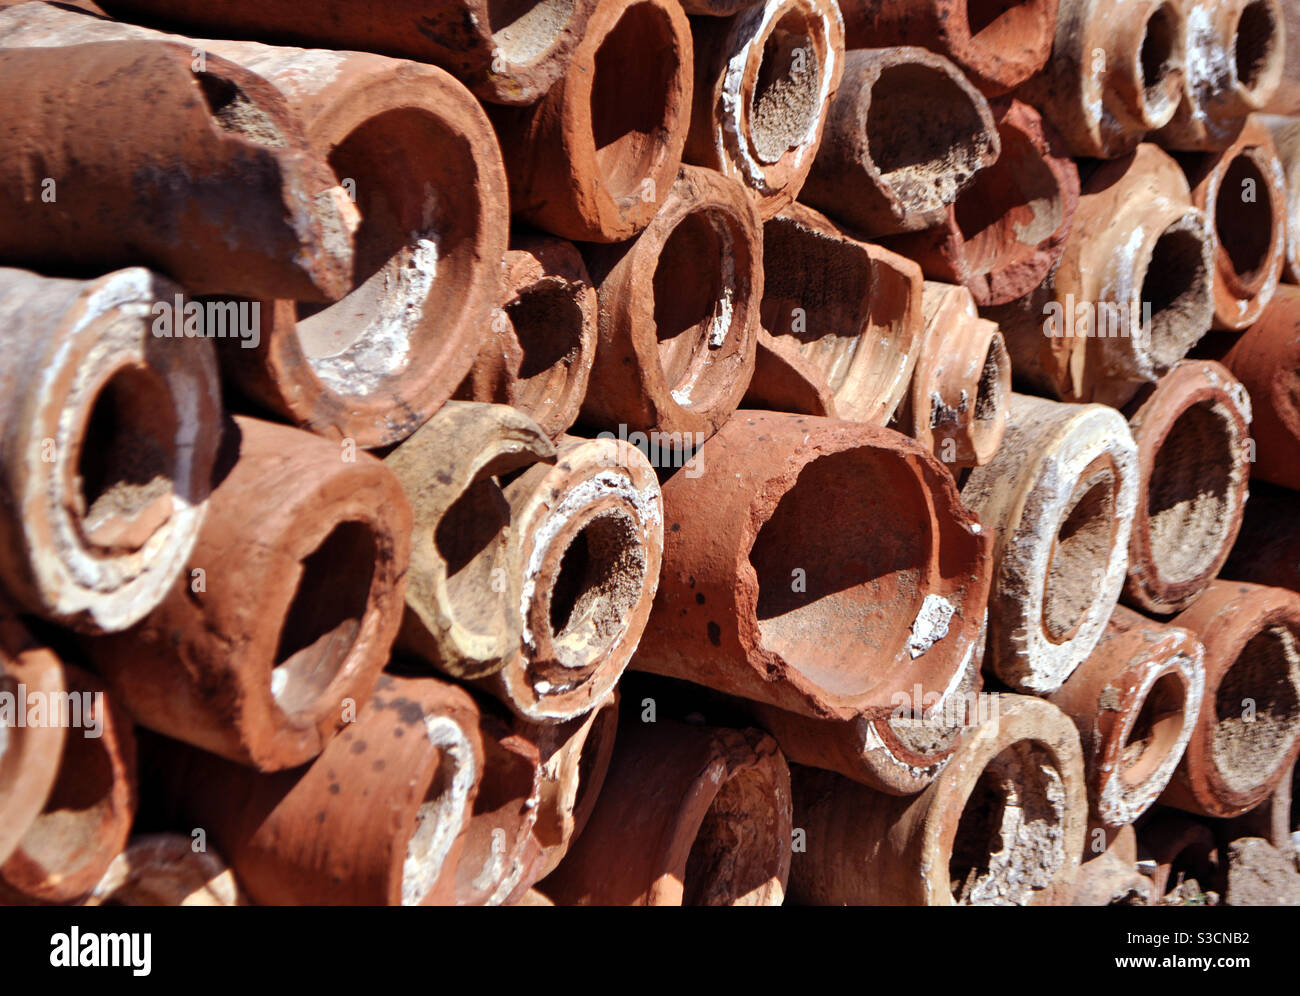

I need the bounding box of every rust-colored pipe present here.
[87,416,411,771]
[490,0,693,242]
[92,0,597,105]
[746,202,923,425]
[85,834,247,906]
[0,268,220,634]
[1121,360,1252,615]
[0,667,136,905]
[1259,115,1300,283]
[881,99,1080,307]
[837,0,1058,95]
[0,38,353,302]
[1226,758,1294,851]
[800,47,1000,236]
[685,0,844,219]
[892,281,1010,469]
[789,695,1087,905]
[963,395,1139,693]
[1072,824,1153,905]
[1048,606,1205,828]
[1161,580,1300,818]
[1221,481,1300,593]
[542,720,791,905]
[632,411,990,721]
[457,237,598,440]
[580,165,761,440]
[385,402,555,681]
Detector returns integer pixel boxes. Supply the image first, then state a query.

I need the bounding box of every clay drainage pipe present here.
[685,0,845,219]
[88,417,412,771]
[1162,580,1300,818]
[1048,607,1205,828]
[491,0,693,242]
[542,720,792,905]
[1121,360,1252,615]
[632,411,991,721]
[962,395,1139,694]
[788,695,1087,905]
[0,268,220,634]
[1259,115,1300,282]
[799,47,1000,237]
[85,834,247,907]
[580,165,762,440]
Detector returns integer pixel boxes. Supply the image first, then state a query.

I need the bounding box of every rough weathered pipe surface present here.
[579,165,762,439]
[684,0,844,219]
[1226,758,1294,851]
[963,395,1139,693]
[893,281,1010,469]
[85,834,247,906]
[1219,285,1300,491]
[1221,481,1300,593]
[0,268,220,634]
[1161,580,1300,818]
[490,0,693,242]
[154,675,483,905]
[1156,0,1285,150]
[789,695,1087,905]
[88,416,411,771]
[1048,606,1205,827]
[1072,824,1153,904]
[542,719,792,905]
[1121,360,1252,615]
[746,203,923,425]
[1259,115,1300,282]
[633,411,990,721]
[0,37,353,302]
[457,237,598,440]
[385,402,555,681]
[0,667,136,905]
[800,47,999,236]
[481,434,663,722]
[881,99,1079,307]
[93,0,598,105]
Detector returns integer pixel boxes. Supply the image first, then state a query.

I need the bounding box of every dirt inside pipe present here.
[195,71,286,147]
[1042,469,1117,643]
[681,766,783,905]
[1212,625,1300,793]
[1139,222,1211,370]
[749,10,821,165]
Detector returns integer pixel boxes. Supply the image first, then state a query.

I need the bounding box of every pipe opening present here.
[1139,5,1178,109]
[590,2,678,203]
[682,766,783,905]
[1139,222,1211,369]
[17,720,114,877]
[1121,672,1188,787]
[749,11,821,165]
[1043,471,1117,643]
[435,477,512,634]
[402,724,472,906]
[76,364,178,554]
[1215,154,1273,285]
[487,0,574,65]
[750,450,932,695]
[507,282,585,413]
[1212,625,1300,793]
[949,740,1068,904]
[1146,401,1235,585]
[195,71,286,146]
[272,522,376,717]
[964,0,1041,46]
[1234,0,1278,93]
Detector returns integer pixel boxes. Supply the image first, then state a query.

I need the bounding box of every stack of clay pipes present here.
[0,0,1297,908]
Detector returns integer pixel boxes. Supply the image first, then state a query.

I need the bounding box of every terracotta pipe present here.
[684,0,844,219]
[0,268,220,634]
[837,0,1058,95]
[1156,0,1285,150]
[490,0,693,242]
[87,416,411,771]
[0,667,136,905]
[1019,0,1186,158]
[632,411,990,721]
[92,0,597,105]
[962,394,1139,693]
[1048,606,1205,828]
[518,691,620,877]
[1161,580,1300,818]
[1219,285,1300,491]
[881,99,1080,307]
[456,237,598,440]
[1221,481,1300,593]
[745,202,923,425]
[799,47,1000,237]
[85,834,247,906]
[579,165,762,440]
[1121,360,1252,615]
[1181,118,1287,329]
[542,720,791,905]
[1072,824,1154,905]
[892,281,1011,469]
[0,38,353,302]
[789,694,1087,905]
[385,402,555,681]
[1226,758,1294,851]
[1139,810,1224,898]
[991,144,1214,409]
[1259,115,1300,282]
[481,434,663,722]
